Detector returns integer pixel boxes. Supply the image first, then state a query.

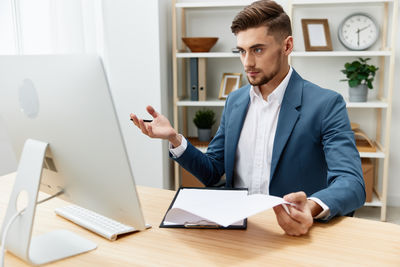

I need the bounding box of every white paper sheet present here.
[164,189,290,227]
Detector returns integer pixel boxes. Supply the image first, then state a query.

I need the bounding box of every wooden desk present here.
[1,173,400,266]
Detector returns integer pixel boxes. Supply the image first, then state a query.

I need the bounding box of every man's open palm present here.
[130,106,176,140]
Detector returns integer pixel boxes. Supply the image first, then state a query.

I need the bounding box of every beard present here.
[246,59,281,86]
[246,72,276,86]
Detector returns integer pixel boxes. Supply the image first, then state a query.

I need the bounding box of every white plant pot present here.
[198,128,211,142]
[349,84,368,102]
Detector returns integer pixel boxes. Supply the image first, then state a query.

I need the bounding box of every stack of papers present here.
[162,188,290,228]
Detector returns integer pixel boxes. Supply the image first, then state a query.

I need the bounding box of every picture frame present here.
[219,73,242,99]
[301,19,332,51]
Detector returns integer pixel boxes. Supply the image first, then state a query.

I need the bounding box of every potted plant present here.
[340,57,379,102]
[193,109,216,141]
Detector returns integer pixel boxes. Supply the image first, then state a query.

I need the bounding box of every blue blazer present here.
[173,69,365,221]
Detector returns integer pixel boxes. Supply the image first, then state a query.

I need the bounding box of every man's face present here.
[236,26,287,86]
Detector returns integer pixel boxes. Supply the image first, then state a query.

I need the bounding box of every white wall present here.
[101,0,172,189]
[0,0,102,176]
[388,11,400,206]
[0,0,173,189]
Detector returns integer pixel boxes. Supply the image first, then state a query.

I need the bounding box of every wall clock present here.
[338,13,379,51]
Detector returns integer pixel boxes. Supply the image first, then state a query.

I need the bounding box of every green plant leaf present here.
[349,73,358,80]
[348,65,357,72]
[357,74,367,80]
[340,57,378,89]
[369,66,377,72]
[349,79,360,87]
[193,109,216,129]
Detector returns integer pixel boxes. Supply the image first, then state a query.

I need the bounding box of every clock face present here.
[338,13,379,50]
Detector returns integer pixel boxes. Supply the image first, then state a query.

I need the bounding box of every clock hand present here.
[357,28,360,46]
[359,24,371,32]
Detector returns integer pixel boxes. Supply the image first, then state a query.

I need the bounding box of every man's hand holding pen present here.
[130,105,182,147]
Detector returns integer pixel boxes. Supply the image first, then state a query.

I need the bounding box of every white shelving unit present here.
[172,1,397,219]
[172,0,250,189]
[177,99,226,107]
[345,99,388,108]
[289,0,393,6]
[291,51,391,56]
[176,52,239,58]
[289,0,398,221]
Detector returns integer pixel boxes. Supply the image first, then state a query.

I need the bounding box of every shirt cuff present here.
[169,134,187,158]
[308,197,330,220]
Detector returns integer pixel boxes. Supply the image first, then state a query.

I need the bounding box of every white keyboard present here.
[55,205,150,241]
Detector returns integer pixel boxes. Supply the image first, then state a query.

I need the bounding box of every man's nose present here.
[243,53,255,69]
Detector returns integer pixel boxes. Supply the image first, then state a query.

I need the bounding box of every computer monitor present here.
[0,55,146,231]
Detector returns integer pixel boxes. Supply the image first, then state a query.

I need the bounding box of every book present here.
[160,187,291,229]
[190,58,198,101]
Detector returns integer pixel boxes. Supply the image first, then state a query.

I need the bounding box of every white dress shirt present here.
[233,68,290,195]
[170,67,329,219]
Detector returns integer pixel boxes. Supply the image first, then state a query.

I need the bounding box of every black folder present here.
[159,187,247,229]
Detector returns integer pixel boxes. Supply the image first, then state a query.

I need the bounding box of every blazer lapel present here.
[270,70,303,181]
[225,86,250,184]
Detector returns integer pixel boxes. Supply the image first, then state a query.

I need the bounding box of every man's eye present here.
[238,50,246,55]
[254,48,263,54]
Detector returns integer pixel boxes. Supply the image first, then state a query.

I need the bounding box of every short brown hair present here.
[231,0,292,42]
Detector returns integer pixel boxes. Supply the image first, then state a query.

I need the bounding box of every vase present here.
[349,84,368,102]
[197,128,211,142]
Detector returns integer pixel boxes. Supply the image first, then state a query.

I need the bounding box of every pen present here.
[130,119,153,123]
[184,223,221,229]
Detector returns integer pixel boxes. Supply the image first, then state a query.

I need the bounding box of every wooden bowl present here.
[182,37,218,52]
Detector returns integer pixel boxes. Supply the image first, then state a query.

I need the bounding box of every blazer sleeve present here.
[170,101,228,186]
[311,93,366,220]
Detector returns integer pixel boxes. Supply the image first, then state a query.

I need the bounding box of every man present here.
[131,0,365,236]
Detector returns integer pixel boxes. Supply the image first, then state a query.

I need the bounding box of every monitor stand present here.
[0,139,97,265]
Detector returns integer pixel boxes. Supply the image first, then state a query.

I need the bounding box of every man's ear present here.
[282,36,293,55]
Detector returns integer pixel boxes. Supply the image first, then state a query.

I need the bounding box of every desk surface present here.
[1,173,400,266]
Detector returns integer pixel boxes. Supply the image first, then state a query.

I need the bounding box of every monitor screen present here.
[0,55,146,230]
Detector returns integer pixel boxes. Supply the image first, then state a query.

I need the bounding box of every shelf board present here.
[177,98,388,108]
[345,99,388,108]
[188,131,384,158]
[291,51,391,57]
[177,51,391,58]
[292,0,393,6]
[176,0,393,8]
[364,191,382,207]
[175,1,252,8]
[177,99,225,106]
[359,150,385,158]
[176,52,239,58]
[190,146,385,158]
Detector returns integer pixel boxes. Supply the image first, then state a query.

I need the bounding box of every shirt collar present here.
[249,66,293,105]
